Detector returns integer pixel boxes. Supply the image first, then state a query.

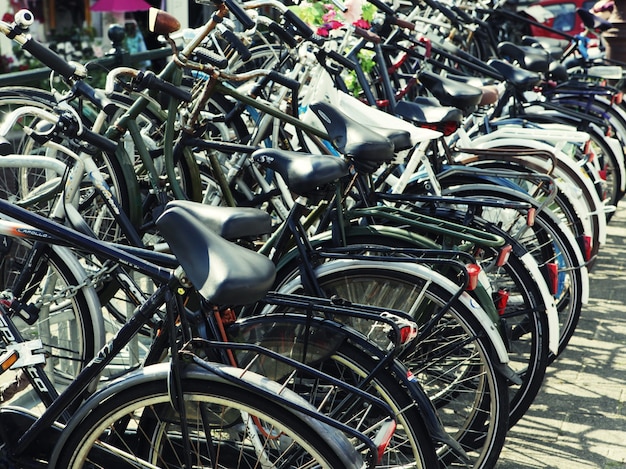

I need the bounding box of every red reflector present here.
[441,121,460,136]
[496,245,512,267]
[495,289,509,316]
[546,262,558,295]
[614,92,623,105]
[374,418,397,463]
[465,263,481,291]
[399,324,418,344]
[582,235,593,262]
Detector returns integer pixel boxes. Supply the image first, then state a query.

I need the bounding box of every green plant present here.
[290,0,377,95]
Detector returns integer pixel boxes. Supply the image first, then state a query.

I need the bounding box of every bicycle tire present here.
[0,239,97,386]
[54,370,363,468]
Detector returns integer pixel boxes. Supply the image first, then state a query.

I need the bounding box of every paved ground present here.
[497,200,626,468]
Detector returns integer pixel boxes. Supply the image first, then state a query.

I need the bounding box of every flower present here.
[343,0,365,25]
[290,0,375,37]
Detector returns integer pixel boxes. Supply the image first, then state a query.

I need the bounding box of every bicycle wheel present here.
[332,216,551,422]
[275,260,510,469]
[0,87,142,243]
[0,239,98,386]
[54,373,362,468]
[228,313,440,468]
[440,182,588,362]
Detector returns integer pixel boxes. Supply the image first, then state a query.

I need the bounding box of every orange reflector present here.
[526,208,536,227]
[0,349,18,372]
[465,263,481,291]
[496,245,512,267]
[495,289,509,316]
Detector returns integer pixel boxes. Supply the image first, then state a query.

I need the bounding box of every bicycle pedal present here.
[5,340,46,370]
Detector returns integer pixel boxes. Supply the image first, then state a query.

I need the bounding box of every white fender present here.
[275,259,511,364]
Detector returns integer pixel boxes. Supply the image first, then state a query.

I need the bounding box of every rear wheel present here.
[275,260,510,468]
[55,377,359,468]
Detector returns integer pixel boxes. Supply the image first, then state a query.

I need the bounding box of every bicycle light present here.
[14,10,35,29]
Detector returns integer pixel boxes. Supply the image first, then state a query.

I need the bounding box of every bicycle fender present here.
[520,251,559,355]
[49,362,365,469]
[277,259,511,365]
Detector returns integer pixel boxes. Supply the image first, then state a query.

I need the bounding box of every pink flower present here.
[352,19,370,29]
[322,10,336,23]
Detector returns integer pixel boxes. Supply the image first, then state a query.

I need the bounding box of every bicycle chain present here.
[1,262,117,308]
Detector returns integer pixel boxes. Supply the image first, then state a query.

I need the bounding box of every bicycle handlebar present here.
[0,10,80,81]
[136,70,193,102]
[223,0,256,30]
[0,105,118,154]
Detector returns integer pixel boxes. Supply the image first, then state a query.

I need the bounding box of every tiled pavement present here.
[497,200,626,468]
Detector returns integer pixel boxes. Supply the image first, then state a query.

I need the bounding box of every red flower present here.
[352,19,370,29]
[316,26,329,37]
[328,20,344,30]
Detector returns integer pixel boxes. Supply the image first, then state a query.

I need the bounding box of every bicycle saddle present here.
[487,59,542,90]
[252,148,349,196]
[156,205,276,306]
[521,36,569,60]
[307,101,396,172]
[166,200,272,240]
[395,98,463,134]
[417,70,484,110]
[497,41,550,74]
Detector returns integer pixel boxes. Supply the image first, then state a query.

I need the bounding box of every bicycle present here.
[0,195,396,468]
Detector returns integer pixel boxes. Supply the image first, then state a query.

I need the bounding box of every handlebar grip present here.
[139,71,193,102]
[394,18,415,30]
[78,127,118,154]
[353,26,381,44]
[284,9,315,38]
[267,71,300,91]
[223,0,255,30]
[327,49,358,69]
[22,38,76,80]
[221,29,251,61]
[194,47,229,69]
[421,0,460,24]
[268,21,298,48]
[74,80,119,117]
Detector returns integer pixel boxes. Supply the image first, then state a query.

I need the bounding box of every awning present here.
[90,0,152,12]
